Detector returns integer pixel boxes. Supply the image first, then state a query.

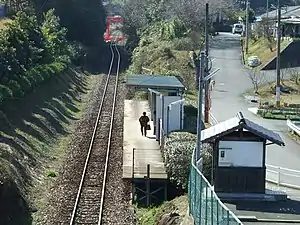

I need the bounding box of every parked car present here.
[247,56,261,67]
[232,23,243,34]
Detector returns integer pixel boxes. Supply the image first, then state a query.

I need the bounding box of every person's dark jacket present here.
[139,115,149,127]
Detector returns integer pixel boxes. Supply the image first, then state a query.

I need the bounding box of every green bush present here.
[171,37,194,51]
[0,85,13,99]
[19,76,32,92]
[289,104,300,108]
[260,111,300,121]
[8,80,24,98]
[164,132,212,190]
[47,171,57,178]
[0,10,71,107]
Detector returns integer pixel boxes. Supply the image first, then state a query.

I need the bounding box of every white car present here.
[232,23,243,34]
[247,56,261,67]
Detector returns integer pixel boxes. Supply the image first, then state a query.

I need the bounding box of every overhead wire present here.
[39,0,49,13]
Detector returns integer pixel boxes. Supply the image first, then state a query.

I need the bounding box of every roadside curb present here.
[247,107,259,115]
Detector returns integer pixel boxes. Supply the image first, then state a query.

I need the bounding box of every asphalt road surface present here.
[209,32,300,185]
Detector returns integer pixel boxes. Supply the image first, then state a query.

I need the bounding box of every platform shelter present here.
[123,74,186,206]
[126,74,186,140]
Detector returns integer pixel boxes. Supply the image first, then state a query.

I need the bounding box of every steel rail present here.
[98,43,120,224]
[69,43,117,225]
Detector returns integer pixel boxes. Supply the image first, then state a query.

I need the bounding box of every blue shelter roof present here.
[125,74,185,91]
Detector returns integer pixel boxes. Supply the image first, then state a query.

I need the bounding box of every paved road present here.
[209,32,300,185]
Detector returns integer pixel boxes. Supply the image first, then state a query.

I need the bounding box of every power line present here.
[39,0,49,13]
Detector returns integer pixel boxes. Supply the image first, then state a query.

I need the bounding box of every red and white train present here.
[104,15,125,44]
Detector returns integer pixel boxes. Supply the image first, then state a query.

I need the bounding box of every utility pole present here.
[204,3,210,123]
[276,0,281,107]
[266,0,269,19]
[245,0,250,54]
[196,52,205,167]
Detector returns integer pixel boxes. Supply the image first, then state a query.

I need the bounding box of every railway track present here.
[69,43,120,225]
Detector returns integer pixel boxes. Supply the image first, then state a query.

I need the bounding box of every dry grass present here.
[244,37,290,69]
[258,80,300,105]
[0,18,12,29]
[135,195,191,225]
[287,131,300,143]
[205,123,211,128]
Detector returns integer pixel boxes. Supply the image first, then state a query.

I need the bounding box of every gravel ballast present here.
[31,75,134,224]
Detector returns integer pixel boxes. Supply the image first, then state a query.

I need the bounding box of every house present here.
[258,6,300,38]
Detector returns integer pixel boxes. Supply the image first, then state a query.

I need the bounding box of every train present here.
[104,15,125,44]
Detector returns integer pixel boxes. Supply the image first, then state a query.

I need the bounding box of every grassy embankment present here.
[244,37,290,69]
[0,68,98,224]
[135,195,193,225]
[243,36,300,122]
[0,17,11,29]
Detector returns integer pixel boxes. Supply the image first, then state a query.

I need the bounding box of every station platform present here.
[122,100,167,180]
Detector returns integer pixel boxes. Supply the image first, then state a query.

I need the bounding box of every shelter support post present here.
[164,182,168,201]
[161,94,165,133]
[181,97,184,130]
[146,164,151,207]
[167,106,170,136]
[132,148,135,203]
[148,88,162,137]
[157,118,160,141]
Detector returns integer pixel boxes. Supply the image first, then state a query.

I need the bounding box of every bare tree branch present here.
[248,70,266,94]
[254,19,275,52]
[287,66,300,85]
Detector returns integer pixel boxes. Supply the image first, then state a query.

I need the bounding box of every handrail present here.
[266,164,300,189]
[209,112,218,125]
[267,164,300,173]
[287,119,300,136]
[189,148,243,224]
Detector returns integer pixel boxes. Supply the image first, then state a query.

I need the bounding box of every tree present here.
[280,69,288,85]
[0,11,46,82]
[121,0,236,51]
[121,0,168,52]
[254,19,275,52]
[32,0,106,47]
[247,70,265,94]
[0,9,70,101]
[288,67,300,85]
[168,0,235,32]
[0,0,32,14]
[41,9,69,62]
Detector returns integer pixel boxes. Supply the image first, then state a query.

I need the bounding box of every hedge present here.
[164,131,212,190]
[258,108,300,121]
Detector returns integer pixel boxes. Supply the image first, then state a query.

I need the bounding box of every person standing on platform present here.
[139,112,150,136]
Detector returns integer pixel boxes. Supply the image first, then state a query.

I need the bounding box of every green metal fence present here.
[188,155,243,225]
